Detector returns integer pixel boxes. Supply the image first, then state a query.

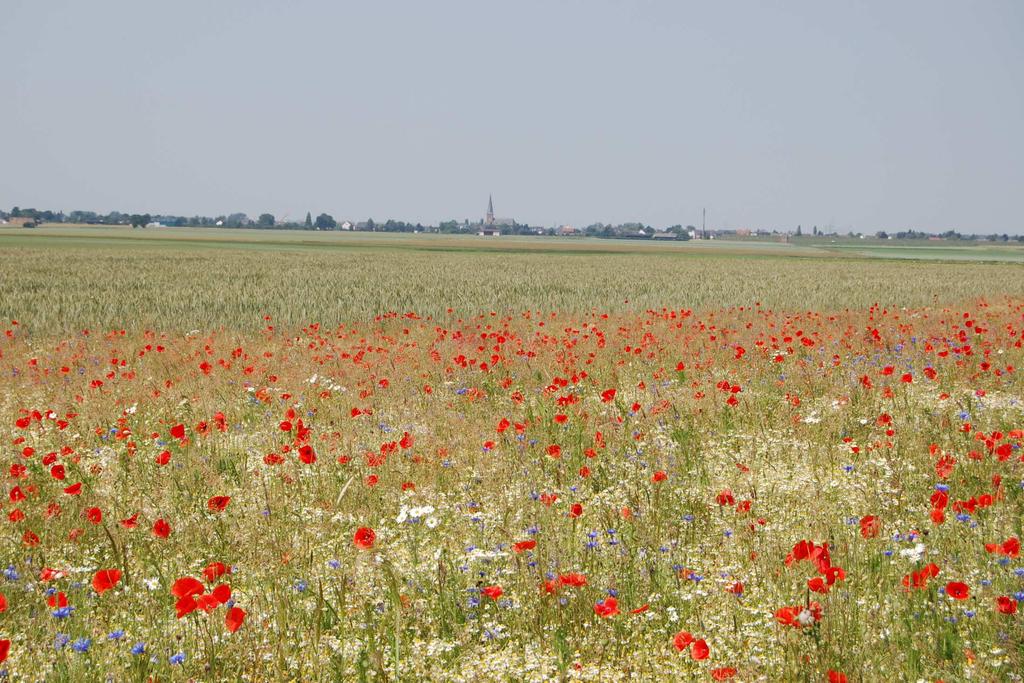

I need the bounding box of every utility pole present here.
[702,208,707,240]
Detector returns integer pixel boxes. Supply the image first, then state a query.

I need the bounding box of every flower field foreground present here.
[1,301,1023,681]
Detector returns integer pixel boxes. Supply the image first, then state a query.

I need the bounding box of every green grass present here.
[3,225,1024,335]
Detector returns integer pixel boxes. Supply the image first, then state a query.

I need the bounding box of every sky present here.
[2,0,1022,234]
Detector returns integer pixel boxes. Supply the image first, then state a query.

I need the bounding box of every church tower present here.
[486,195,495,225]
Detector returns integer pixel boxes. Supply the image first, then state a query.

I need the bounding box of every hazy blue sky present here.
[2,1,1022,233]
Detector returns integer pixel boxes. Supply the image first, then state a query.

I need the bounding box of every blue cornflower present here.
[131,643,146,656]
[54,634,70,650]
[935,483,950,492]
[169,653,186,665]
[52,606,74,619]
[3,566,18,581]
[107,630,125,641]
[71,638,91,653]
[294,580,307,592]
[327,559,341,569]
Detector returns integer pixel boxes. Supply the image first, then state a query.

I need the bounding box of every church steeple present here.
[486,194,495,225]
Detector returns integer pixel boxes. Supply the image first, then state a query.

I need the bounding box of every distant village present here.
[2,199,1020,243]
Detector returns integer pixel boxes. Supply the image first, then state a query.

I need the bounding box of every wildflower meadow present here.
[1,236,1023,681]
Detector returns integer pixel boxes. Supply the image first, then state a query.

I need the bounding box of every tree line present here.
[3,206,1020,242]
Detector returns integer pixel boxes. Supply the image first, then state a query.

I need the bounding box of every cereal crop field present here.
[1,226,1023,681]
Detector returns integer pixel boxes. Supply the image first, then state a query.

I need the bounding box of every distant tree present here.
[257,213,275,227]
[315,213,337,230]
[796,225,802,236]
[366,218,376,231]
[812,225,818,236]
[875,231,888,239]
[225,213,249,228]
[129,214,152,228]
[304,212,313,229]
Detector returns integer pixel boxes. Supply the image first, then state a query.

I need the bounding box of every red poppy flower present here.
[85,507,102,525]
[691,638,709,660]
[170,423,185,440]
[711,668,737,681]
[225,606,246,632]
[559,573,587,588]
[353,527,376,550]
[92,568,121,594]
[946,582,970,600]
[171,576,205,599]
[512,540,537,553]
[0,639,9,664]
[197,594,221,612]
[212,583,232,604]
[569,503,583,518]
[203,562,229,582]
[828,672,848,683]
[298,444,317,464]
[594,597,619,617]
[996,596,1017,615]
[175,595,199,619]
[153,518,171,538]
[673,631,694,651]
[207,496,231,513]
[481,585,504,600]
[859,515,880,539]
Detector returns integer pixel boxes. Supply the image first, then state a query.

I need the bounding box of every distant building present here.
[483,195,515,228]
[339,221,354,231]
[651,232,678,241]
[6,217,36,227]
[478,228,501,237]
[558,225,579,236]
